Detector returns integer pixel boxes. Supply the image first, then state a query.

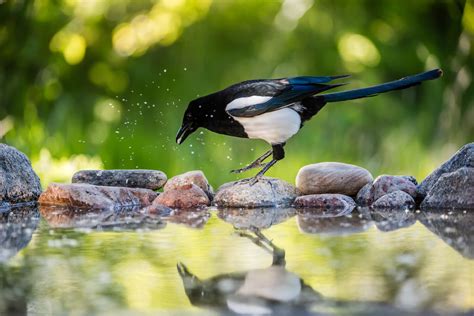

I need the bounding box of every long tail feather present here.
[320,69,442,103]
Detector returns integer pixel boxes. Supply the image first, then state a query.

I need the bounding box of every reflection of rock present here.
[214,177,297,208]
[72,169,167,190]
[367,207,416,232]
[420,167,474,210]
[293,194,355,215]
[296,162,373,196]
[153,184,210,209]
[0,205,39,262]
[39,205,165,230]
[39,183,157,209]
[297,212,372,235]
[418,209,474,259]
[372,191,416,210]
[218,208,296,229]
[0,144,42,204]
[165,209,211,229]
[164,170,213,200]
[418,143,474,197]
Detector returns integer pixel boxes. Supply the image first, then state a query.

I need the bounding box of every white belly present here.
[233,108,301,144]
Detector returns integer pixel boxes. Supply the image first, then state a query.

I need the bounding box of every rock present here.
[164,170,213,199]
[297,213,373,235]
[218,208,296,229]
[0,144,41,204]
[38,183,158,209]
[152,183,210,209]
[39,205,165,230]
[355,183,373,206]
[293,194,355,215]
[214,177,297,208]
[295,162,373,196]
[371,175,417,201]
[418,143,474,196]
[72,169,167,190]
[420,167,474,210]
[372,191,416,210]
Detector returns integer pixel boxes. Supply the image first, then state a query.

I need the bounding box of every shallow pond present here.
[1,205,473,315]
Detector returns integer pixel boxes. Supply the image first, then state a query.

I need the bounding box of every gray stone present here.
[370,208,416,232]
[355,183,373,206]
[372,190,416,210]
[214,177,298,208]
[164,170,213,200]
[418,143,474,196]
[39,183,158,209]
[297,213,373,235]
[295,162,373,196]
[420,167,474,210]
[72,169,167,190]
[0,144,41,204]
[293,194,355,215]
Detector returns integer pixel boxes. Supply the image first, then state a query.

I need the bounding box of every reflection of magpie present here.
[177,69,442,183]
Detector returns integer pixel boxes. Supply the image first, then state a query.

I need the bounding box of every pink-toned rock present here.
[153,184,210,209]
[294,194,356,214]
[164,170,213,199]
[38,183,158,209]
[372,175,417,201]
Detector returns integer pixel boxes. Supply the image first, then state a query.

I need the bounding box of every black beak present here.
[176,123,194,144]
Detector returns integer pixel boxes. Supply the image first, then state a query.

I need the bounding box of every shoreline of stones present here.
[1,143,473,214]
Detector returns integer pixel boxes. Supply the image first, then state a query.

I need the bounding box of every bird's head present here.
[176,98,207,144]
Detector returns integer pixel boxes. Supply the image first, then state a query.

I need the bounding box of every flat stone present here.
[38,183,158,209]
[0,144,41,204]
[72,169,167,190]
[164,170,213,199]
[372,190,416,210]
[152,184,210,209]
[418,143,474,196]
[218,208,296,229]
[293,194,355,215]
[295,162,373,196]
[420,167,474,210]
[214,177,298,208]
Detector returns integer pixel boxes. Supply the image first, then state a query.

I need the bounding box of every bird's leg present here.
[248,143,285,186]
[230,149,272,174]
[238,227,286,266]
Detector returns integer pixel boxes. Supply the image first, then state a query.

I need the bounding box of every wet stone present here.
[371,190,416,210]
[152,183,210,209]
[369,207,416,232]
[295,162,373,196]
[418,142,474,197]
[297,212,373,236]
[72,169,167,190]
[355,183,373,206]
[420,167,474,210]
[38,183,158,210]
[164,170,213,200]
[218,208,296,229]
[0,144,42,204]
[293,194,355,215]
[214,177,298,208]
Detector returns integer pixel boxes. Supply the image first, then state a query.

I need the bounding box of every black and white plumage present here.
[176,69,442,182]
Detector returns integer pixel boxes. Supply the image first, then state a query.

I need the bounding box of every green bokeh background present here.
[1,0,473,186]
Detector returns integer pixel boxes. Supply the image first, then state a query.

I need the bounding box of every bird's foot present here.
[233,175,263,186]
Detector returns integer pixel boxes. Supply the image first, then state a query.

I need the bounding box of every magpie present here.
[176,69,442,183]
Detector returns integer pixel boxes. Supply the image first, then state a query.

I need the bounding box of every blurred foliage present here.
[0,0,473,186]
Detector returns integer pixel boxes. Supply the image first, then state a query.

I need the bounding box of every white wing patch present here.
[232,108,301,145]
[225,96,272,111]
